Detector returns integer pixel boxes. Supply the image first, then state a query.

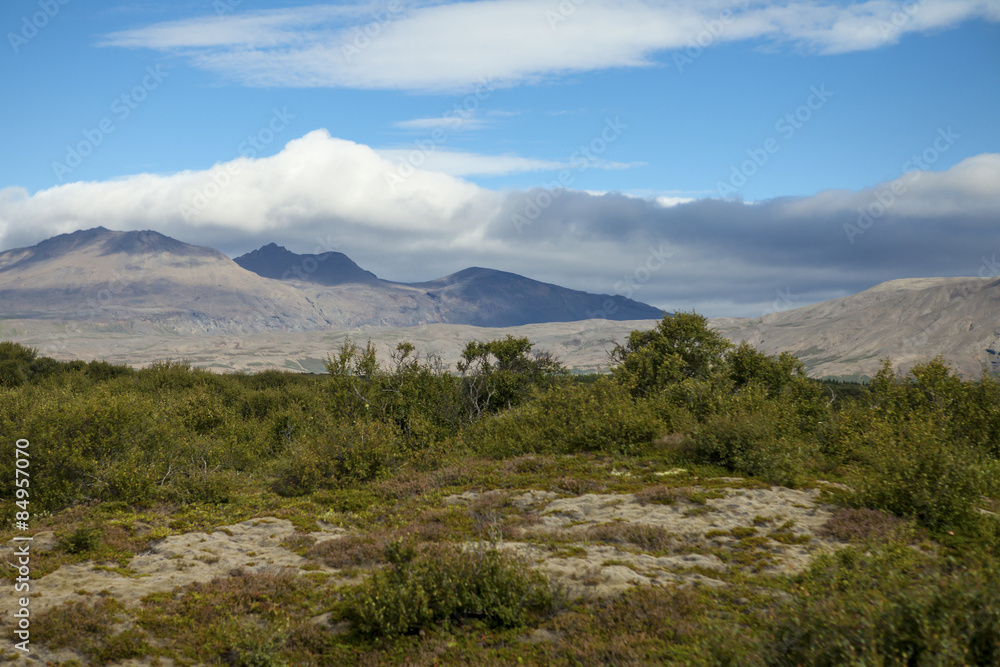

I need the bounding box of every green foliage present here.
[0,341,38,363]
[611,312,732,397]
[4,334,1000,664]
[59,524,105,554]
[457,334,566,416]
[727,343,804,395]
[325,338,465,445]
[346,541,553,638]
[271,419,404,496]
[0,359,28,388]
[845,415,992,531]
[761,546,1000,666]
[135,569,319,666]
[688,386,811,486]
[465,377,663,458]
[0,341,86,387]
[826,358,1000,531]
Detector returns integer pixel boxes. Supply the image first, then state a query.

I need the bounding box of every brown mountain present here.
[711,277,1000,379]
[0,228,663,332]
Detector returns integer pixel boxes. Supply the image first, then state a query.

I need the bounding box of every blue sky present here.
[1,0,999,316]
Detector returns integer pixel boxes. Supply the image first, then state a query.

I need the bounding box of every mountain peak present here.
[99,229,221,258]
[0,227,224,274]
[234,244,379,285]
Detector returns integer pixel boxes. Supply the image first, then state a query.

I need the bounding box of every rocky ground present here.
[0,474,852,666]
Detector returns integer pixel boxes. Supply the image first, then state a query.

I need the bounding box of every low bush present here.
[844,415,993,531]
[759,546,1000,666]
[34,598,150,664]
[819,508,909,543]
[346,541,553,638]
[686,388,811,486]
[465,377,663,458]
[271,419,404,496]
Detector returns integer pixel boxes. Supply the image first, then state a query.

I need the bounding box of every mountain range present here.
[0,227,663,331]
[1,228,996,379]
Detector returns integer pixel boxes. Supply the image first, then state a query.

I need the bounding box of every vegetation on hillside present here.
[1,313,998,664]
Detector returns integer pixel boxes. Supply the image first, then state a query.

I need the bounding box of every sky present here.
[1,0,998,317]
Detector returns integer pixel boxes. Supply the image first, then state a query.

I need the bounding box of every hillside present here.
[712,276,1000,378]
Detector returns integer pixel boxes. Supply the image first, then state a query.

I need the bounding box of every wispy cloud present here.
[1,131,997,316]
[374,149,565,176]
[99,0,1000,92]
[393,116,489,131]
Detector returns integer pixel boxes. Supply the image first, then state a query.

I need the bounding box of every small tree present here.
[611,312,732,397]
[457,335,565,417]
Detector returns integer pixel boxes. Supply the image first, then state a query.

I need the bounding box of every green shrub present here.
[465,377,663,458]
[456,335,566,416]
[271,419,404,496]
[687,388,811,486]
[324,339,467,444]
[0,386,179,510]
[611,312,732,397]
[0,359,29,387]
[846,416,992,531]
[760,546,1000,666]
[59,524,105,554]
[86,359,135,382]
[346,541,553,638]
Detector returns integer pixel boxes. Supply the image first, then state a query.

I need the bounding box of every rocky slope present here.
[713,276,1000,378]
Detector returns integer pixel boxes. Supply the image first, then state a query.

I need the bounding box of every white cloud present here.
[393,116,489,130]
[375,149,566,176]
[99,0,1000,91]
[1,131,998,317]
[0,130,502,251]
[373,148,642,177]
[655,195,696,207]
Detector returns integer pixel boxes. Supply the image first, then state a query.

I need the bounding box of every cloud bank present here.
[100,0,1000,91]
[1,130,997,317]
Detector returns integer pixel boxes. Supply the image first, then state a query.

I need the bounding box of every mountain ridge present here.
[0,228,664,330]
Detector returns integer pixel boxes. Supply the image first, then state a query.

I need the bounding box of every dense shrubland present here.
[2,312,999,664]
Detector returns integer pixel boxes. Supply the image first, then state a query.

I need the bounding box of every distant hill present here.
[711,277,1000,379]
[0,228,663,332]
[232,243,664,326]
[234,243,378,285]
[411,267,663,326]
